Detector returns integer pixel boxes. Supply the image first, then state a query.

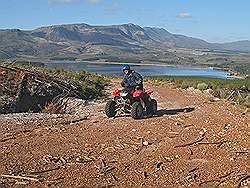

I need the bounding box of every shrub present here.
[243,95,250,107]
[43,103,58,114]
[235,95,246,105]
[197,83,209,91]
[147,76,249,108]
[180,81,190,89]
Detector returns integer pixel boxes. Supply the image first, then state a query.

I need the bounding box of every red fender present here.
[133,90,144,98]
[112,89,122,97]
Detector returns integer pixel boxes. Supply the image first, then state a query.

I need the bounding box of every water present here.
[46,61,231,78]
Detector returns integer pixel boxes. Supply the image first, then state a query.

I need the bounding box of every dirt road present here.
[0,80,249,187]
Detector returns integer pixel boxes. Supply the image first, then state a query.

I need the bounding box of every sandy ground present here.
[0,80,249,188]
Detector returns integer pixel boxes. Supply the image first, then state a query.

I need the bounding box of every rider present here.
[121,64,153,115]
[121,64,143,90]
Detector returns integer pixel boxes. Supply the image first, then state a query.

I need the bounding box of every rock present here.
[204,89,214,96]
[143,141,149,146]
[202,128,207,132]
[213,97,220,101]
[91,120,99,123]
[224,124,231,129]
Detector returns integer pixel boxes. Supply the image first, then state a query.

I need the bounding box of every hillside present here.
[0,29,65,58]
[0,23,250,59]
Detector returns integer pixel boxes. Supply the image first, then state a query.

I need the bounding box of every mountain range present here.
[0,23,250,58]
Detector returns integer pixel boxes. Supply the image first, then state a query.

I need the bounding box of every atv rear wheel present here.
[151,99,157,115]
[131,101,143,119]
[105,100,117,118]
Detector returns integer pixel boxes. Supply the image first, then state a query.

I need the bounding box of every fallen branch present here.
[110,173,118,181]
[1,130,33,142]
[46,176,64,186]
[0,136,15,142]
[99,159,118,182]
[216,179,226,187]
[189,167,198,173]
[29,166,60,174]
[235,175,250,188]
[226,90,236,100]
[199,171,234,186]
[235,151,248,154]
[76,156,95,164]
[62,116,88,125]
[198,140,226,147]
[174,137,204,148]
[1,174,41,182]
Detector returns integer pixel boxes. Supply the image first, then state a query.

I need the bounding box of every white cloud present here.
[177,12,192,18]
[48,0,101,4]
[87,0,101,4]
[48,0,78,3]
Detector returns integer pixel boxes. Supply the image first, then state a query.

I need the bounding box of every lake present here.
[46,61,231,78]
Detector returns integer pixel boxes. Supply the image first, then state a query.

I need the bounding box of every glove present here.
[135,80,142,84]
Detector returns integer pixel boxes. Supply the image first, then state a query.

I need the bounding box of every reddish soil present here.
[0,80,249,188]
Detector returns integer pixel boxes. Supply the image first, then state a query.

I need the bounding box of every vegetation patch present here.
[146,76,250,107]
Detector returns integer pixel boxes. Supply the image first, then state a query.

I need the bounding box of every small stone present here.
[143,141,149,146]
[164,157,171,161]
[202,128,207,132]
[224,124,231,129]
[213,98,220,101]
[132,129,136,132]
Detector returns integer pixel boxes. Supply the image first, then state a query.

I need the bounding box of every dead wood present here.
[198,140,226,147]
[0,65,86,113]
[174,136,204,148]
[199,171,234,186]
[29,166,60,174]
[1,174,41,182]
[235,175,250,188]
[62,116,88,125]
[0,136,15,142]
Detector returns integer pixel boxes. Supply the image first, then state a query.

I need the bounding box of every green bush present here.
[235,95,245,105]
[242,95,250,107]
[197,83,209,90]
[146,76,250,107]
[180,81,190,89]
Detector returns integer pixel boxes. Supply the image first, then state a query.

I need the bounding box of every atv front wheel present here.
[105,100,117,118]
[131,101,143,119]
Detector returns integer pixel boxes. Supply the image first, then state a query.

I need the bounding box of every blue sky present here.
[0,0,249,43]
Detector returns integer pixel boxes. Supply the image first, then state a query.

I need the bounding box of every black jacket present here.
[121,70,143,89]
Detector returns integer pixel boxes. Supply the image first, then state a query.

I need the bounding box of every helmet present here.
[122,64,130,71]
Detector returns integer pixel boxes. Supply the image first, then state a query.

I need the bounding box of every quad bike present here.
[105,87,157,119]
